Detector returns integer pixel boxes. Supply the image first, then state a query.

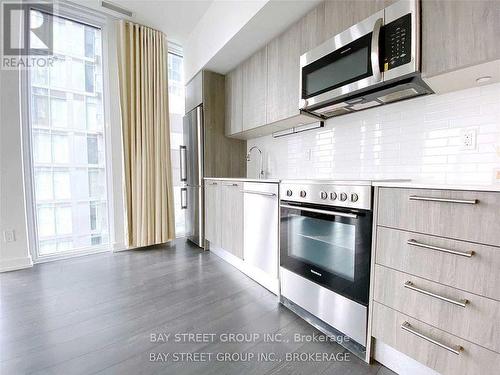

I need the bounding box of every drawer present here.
[377,188,500,247]
[376,226,500,301]
[372,302,500,375]
[373,265,500,353]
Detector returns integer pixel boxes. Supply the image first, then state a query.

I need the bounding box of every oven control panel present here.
[280,181,372,211]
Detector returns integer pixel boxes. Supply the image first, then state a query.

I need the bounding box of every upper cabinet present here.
[225,66,243,136]
[421,0,500,78]
[323,0,389,39]
[242,46,267,131]
[266,23,301,124]
[224,0,500,137]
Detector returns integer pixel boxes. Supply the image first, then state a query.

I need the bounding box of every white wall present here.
[247,83,500,186]
[183,0,268,82]
[0,67,33,272]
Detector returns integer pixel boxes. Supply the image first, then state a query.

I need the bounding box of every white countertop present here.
[203,177,280,183]
[372,180,500,192]
[203,177,500,191]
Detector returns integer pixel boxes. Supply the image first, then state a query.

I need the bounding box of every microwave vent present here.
[322,107,351,117]
[378,88,419,103]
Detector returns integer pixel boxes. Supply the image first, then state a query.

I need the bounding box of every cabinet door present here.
[204,181,221,247]
[299,1,326,54]
[323,0,387,39]
[242,46,267,131]
[266,23,301,124]
[221,181,244,259]
[422,0,500,77]
[225,67,243,136]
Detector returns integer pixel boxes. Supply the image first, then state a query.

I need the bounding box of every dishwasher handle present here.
[241,190,277,197]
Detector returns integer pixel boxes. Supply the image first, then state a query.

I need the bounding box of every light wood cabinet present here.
[372,302,500,375]
[221,181,244,259]
[374,265,500,354]
[323,0,388,40]
[371,186,500,374]
[242,46,267,131]
[421,0,500,78]
[376,226,500,302]
[204,180,221,247]
[266,23,301,124]
[299,1,326,54]
[225,66,243,136]
[377,188,500,247]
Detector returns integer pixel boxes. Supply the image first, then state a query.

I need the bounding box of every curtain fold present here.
[117,20,175,247]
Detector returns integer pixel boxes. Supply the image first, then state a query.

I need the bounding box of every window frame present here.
[21,3,114,263]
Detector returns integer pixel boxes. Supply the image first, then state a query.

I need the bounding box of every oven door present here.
[299,11,384,113]
[280,202,372,306]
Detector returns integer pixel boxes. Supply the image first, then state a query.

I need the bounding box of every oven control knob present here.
[299,190,307,198]
[351,193,359,202]
[320,191,328,200]
[330,192,337,200]
[340,192,348,201]
[286,189,293,197]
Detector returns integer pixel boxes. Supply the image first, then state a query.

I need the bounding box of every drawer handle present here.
[401,321,463,355]
[407,239,474,258]
[404,281,468,307]
[409,195,478,205]
[222,182,239,186]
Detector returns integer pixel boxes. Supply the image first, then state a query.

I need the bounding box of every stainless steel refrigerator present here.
[180,105,204,247]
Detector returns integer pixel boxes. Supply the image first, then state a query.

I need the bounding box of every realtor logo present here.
[1,1,55,69]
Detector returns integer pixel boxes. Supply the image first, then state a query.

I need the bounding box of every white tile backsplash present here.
[247,83,500,185]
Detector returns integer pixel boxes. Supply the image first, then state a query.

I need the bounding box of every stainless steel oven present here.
[279,180,373,351]
[299,0,432,119]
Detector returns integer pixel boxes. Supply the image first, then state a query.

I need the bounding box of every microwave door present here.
[299,11,384,111]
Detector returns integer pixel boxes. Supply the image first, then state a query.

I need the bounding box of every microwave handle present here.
[371,18,383,83]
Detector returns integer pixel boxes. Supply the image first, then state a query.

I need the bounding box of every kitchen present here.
[1,0,499,374]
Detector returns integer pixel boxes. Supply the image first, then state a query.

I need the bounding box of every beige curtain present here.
[117,20,175,247]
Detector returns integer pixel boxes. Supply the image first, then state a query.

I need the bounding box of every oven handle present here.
[371,17,383,83]
[280,204,357,219]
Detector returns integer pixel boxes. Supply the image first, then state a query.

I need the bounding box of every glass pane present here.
[32,95,49,127]
[55,205,72,235]
[53,170,71,199]
[305,47,369,97]
[52,134,69,163]
[51,98,68,128]
[87,135,98,164]
[33,131,52,163]
[37,206,55,237]
[29,11,108,257]
[71,60,85,92]
[287,215,356,281]
[72,96,85,129]
[168,52,185,237]
[34,169,53,200]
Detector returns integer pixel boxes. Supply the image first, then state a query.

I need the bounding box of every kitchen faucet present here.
[246,146,264,179]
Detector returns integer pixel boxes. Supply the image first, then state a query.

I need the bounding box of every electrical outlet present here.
[461,128,477,150]
[3,230,15,243]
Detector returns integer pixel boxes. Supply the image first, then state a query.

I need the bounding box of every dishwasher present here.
[242,182,279,293]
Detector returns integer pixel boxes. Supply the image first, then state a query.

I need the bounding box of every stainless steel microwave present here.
[299,0,432,119]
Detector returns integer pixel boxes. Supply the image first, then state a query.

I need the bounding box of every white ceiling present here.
[103,0,214,45]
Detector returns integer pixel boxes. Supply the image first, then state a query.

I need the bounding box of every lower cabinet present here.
[204,180,221,247]
[204,179,243,259]
[220,181,244,259]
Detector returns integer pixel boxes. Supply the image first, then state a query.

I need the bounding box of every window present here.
[168,51,185,237]
[28,10,109,257]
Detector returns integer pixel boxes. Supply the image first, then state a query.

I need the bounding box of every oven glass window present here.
[304,47,369,98]
[287,214,356,281]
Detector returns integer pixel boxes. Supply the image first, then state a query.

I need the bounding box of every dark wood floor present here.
[0,239,394,375]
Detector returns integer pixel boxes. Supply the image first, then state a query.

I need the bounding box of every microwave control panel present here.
[383,13,412,71]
